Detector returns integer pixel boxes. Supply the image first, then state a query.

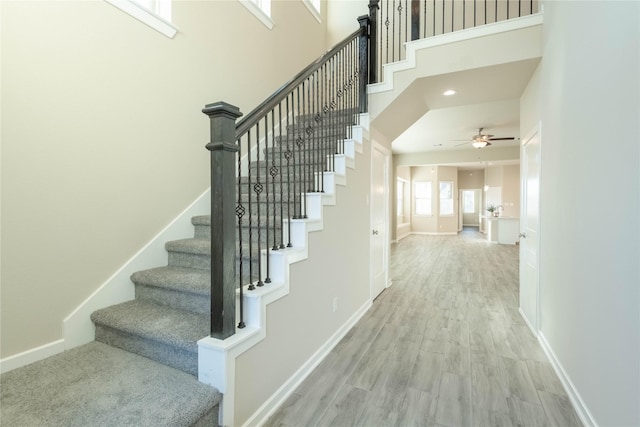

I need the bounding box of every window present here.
[250,0,271,17]
[397,179,406,218]
[133,0,171,20]
[105,0,177,38]
[439,181,454,216]
[302,0,321,22]
[462,190,475,214]
[239,0,274,29]
[414,181,432,216]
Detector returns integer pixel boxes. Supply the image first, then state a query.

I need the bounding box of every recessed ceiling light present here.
[443,89,456,96]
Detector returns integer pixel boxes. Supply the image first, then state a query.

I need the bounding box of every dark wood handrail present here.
[235,27,367,138]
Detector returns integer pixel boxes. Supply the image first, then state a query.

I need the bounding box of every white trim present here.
[238,0,274,30]
[368,13,543,95]
[0,340,65,374]
[301,0,321,23]
[538,333,598,427]
[411,231,457,236]
[242,300,371,427]
[370,142,391,301]
[105,0,177,38]
[519,122,542,333]
[518,307,537,337]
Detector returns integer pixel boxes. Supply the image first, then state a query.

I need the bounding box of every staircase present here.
[0,110,362,427]
[84,110,359,423]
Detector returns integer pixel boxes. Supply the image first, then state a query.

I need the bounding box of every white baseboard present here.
[537,332,598,427]
[0,339,65,374]
[411,231,458,236]
[242,299,372,427]
[518,307,537,337]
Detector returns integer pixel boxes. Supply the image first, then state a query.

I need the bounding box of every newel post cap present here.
[202,101,243,152]
[202,101,243,120]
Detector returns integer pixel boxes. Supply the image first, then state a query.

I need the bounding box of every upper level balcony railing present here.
[370,0,540,82]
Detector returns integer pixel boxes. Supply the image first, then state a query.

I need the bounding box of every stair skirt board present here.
[198,134,363,426]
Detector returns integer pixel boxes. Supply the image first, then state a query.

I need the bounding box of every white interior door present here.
[520,124,541,334]
[370,144,389,299]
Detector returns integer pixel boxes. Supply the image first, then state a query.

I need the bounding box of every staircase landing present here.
[0,341,221,427]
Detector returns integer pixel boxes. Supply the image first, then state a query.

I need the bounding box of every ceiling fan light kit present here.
[458,127,516,149]
[472,140,489,148]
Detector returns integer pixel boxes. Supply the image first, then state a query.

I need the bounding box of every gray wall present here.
[531,1,639,425]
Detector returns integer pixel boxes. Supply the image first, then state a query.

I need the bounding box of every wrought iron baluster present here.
[284,96,293,248]
[451,0,454,32]
[270,109,279,251]
[433,0,436,35]
[277,102,285,249]
[441,0,445,34]
[423,0,427,39]
[300,83,308,218]
[247,129,255,291]
[313,71,321,192]
[255,123,265,287]
[294,87,302,219]
[321,63,328,175]
[236,136,245,329]
[484,0,487,24]
[463,0,466,29]
[385,0,390,67]
[330,56,336,173]
[404,0,408,51]
[263,116,271,284]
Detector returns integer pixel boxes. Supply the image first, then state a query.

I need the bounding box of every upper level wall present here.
[326,0,368,46]
[0,0,328,359]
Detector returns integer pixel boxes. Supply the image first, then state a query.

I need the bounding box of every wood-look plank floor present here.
[264,230,582,427]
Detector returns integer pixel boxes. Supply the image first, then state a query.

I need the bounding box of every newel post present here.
[202,101,243,340]
[368,0,379,84]
[358,14,370,114]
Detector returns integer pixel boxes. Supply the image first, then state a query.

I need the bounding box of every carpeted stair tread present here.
[166,238,210,255]
[91,300,208,353]
[0,341,220,427]
[131,266,210,295]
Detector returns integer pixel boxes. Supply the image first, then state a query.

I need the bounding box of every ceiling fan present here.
[457,128,516,148]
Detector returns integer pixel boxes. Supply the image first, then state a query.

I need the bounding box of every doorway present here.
[459,188,481,231]
[370,143,390,300]
[519,123,541,335]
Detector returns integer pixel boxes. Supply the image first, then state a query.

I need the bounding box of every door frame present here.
[370,142,391,299]
[459,188,481,231]
[519,122,542,335]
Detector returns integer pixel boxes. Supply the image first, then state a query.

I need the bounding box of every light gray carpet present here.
[0,342,220,426]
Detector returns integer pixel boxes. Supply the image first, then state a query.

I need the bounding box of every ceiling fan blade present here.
[488,137,515,141]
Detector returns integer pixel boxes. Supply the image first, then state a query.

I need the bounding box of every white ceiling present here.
[390,58,540,156]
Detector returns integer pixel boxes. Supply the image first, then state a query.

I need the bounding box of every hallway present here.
[265,231,582,426]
